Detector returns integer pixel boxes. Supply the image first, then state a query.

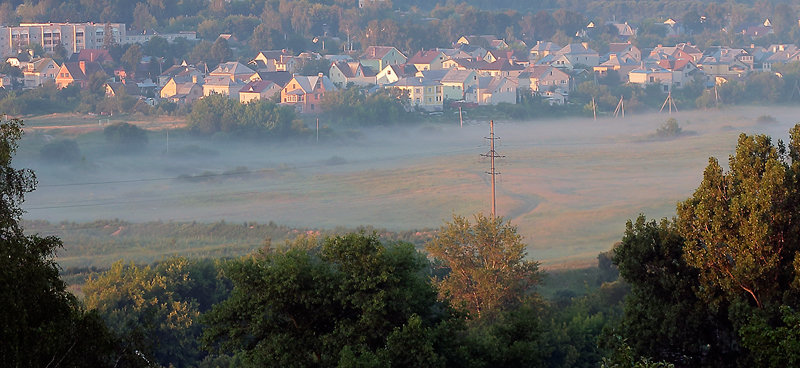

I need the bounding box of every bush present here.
[103,122,149,153]
[656,118,682,138]
[40,139,81,163]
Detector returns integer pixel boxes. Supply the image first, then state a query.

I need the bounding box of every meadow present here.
[15,106,800,268]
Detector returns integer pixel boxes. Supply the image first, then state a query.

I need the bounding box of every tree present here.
[202,233,457,367]
[677,132,795,309]
[121,43,143,75]
[425,213,541,320]
[84,258,230,367]
[0,117,117,367]
[613,216,739,366]
[209,37,232,66]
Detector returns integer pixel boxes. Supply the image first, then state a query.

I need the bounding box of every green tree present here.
[84,258,230,368]
[677,133,795,309]
[121,43,143,75]
[202,233,457,367]
[613,216,739,366]
[425,213,542,320]
[0,117,117,367]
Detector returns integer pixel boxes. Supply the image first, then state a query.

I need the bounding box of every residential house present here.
[407,50,446,71]
[604,43,641,63]
[485,50,529,65]
[158,62,203,87]
[593,56,640,83]
[440,69,478,101]
[609,22,636,41]
[251,50,298,73]
[554,43,600,68]
[376,64,416,85]
[21,57,59,88]
[239,80,281,104]
[649,43,703,63]
[55,60,105,88]
[329,61,377,87]
[280,73,336,113]
[662,18,685,37]
[457,44,489,59]
[529,41,562,61]
[249,71,293,95]
[456,35,506,50]
[697,47,752,79]
[389,76,443,111]
[657,58,699,88]
[478,59,525,78]
[517,65,570,92]
[209,61,255,82]
[203,75,246,99]
[159,75,203,104]
[761,45,800,71]
[442,58,489,70]
[105,80,141,97]
[0,74,10,88]
[467,76,516,105]
[629,65,674,92]
[75,49,112,64]
[359,46,407,72]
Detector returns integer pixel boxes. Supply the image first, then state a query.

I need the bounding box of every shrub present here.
[40,139,81,163]
[103,122,148,153]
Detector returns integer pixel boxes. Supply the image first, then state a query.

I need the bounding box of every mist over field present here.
[16,106,800,266]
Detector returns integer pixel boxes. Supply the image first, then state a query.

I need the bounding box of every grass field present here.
[15,106,800,269]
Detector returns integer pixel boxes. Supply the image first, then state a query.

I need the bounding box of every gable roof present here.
[240,80,276,94]
[408,50,444,64]
[290,75,336,93]
[558,43,597,55]
[481,59,525,72]
[251,71,293,87]
[77,49,113,63]
[62,61,105,81]
[441,69,476,83]
[332,61,376,78]
[361,46,403,60]
[211,62,255,76]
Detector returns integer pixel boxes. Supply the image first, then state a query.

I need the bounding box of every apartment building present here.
[0,22,126,58]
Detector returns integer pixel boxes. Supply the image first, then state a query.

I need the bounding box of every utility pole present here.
[591,96,597,120]
[459,105,463,128]
[316,117,319,143]
[481,120,504,217]
[660,90,677,114]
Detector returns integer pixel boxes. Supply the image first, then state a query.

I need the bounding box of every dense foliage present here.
[188,94,305,137]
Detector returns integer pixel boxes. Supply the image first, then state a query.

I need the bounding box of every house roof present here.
[25,58,58,73]
[211,62,255,76]
[251,71,292,87]
[417,69,449,81]
[257,50,292,61]
[76,49,112,63]
[441,69,476,83]
[408,50,443,64]
[477,76,514,91]
[481,59,525,72]
[332,61,376,78]
[290,75,336,93]
[391,76,439,87]
[522,65,566,79]
[447,58,490,69]
[530,41,562,52]
[240,80,276,94]
[62,61,105,81]
[361,46,402,60]
[381,64,418,78]
[658,58,693,71]
[558,43,597,55]
[107,81,141,96]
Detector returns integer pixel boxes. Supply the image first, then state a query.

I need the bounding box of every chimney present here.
[318,72,324,77]
[79,60,86,74]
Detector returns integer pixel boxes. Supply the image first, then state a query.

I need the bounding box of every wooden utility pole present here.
[459,106,463,128]
[592,97,597,120]
[660,90,677,114]
[482,120,504,217]
[613,95,624,118]
[316,117,319,143]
